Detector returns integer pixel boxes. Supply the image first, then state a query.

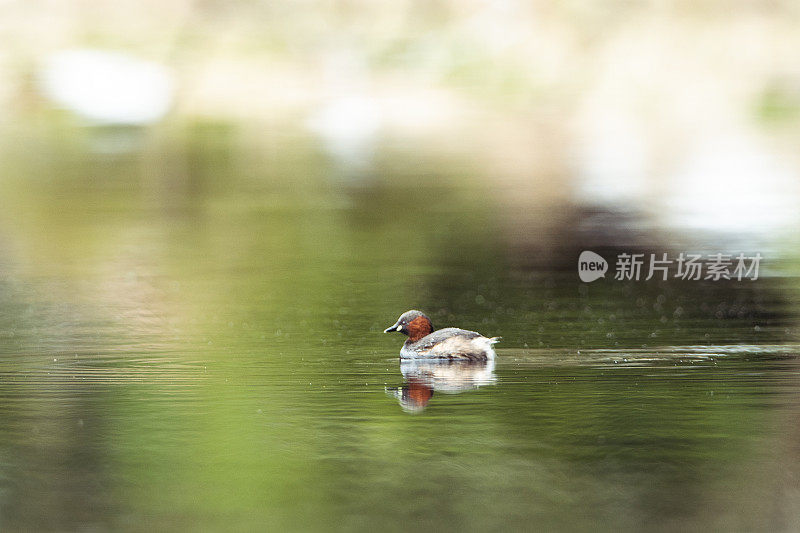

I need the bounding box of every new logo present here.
[578,250,608,282]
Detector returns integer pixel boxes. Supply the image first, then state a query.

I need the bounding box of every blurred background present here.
[3,0,800,252]
[2,1,800,531]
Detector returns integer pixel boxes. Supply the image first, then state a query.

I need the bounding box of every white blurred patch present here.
[307,94,380,170]
[573,109,649,208]
[306,49,380,177]
[661,135,800,236]
[39,49,174,125]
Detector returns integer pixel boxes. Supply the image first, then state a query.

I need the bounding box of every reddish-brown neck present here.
[406,315,433,342]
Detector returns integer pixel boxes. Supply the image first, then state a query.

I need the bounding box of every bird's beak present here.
[384,322,402,333]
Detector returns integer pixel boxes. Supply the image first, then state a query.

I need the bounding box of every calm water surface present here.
[1,132,799,531]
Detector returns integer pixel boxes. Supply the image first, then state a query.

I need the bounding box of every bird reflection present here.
[385,358,497,412]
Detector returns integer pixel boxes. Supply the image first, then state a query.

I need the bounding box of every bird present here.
[383,310,500,361]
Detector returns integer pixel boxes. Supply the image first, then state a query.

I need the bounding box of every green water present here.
[1,125,799,531]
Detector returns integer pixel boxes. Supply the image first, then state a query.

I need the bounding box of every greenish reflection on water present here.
[0,123,799,531]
